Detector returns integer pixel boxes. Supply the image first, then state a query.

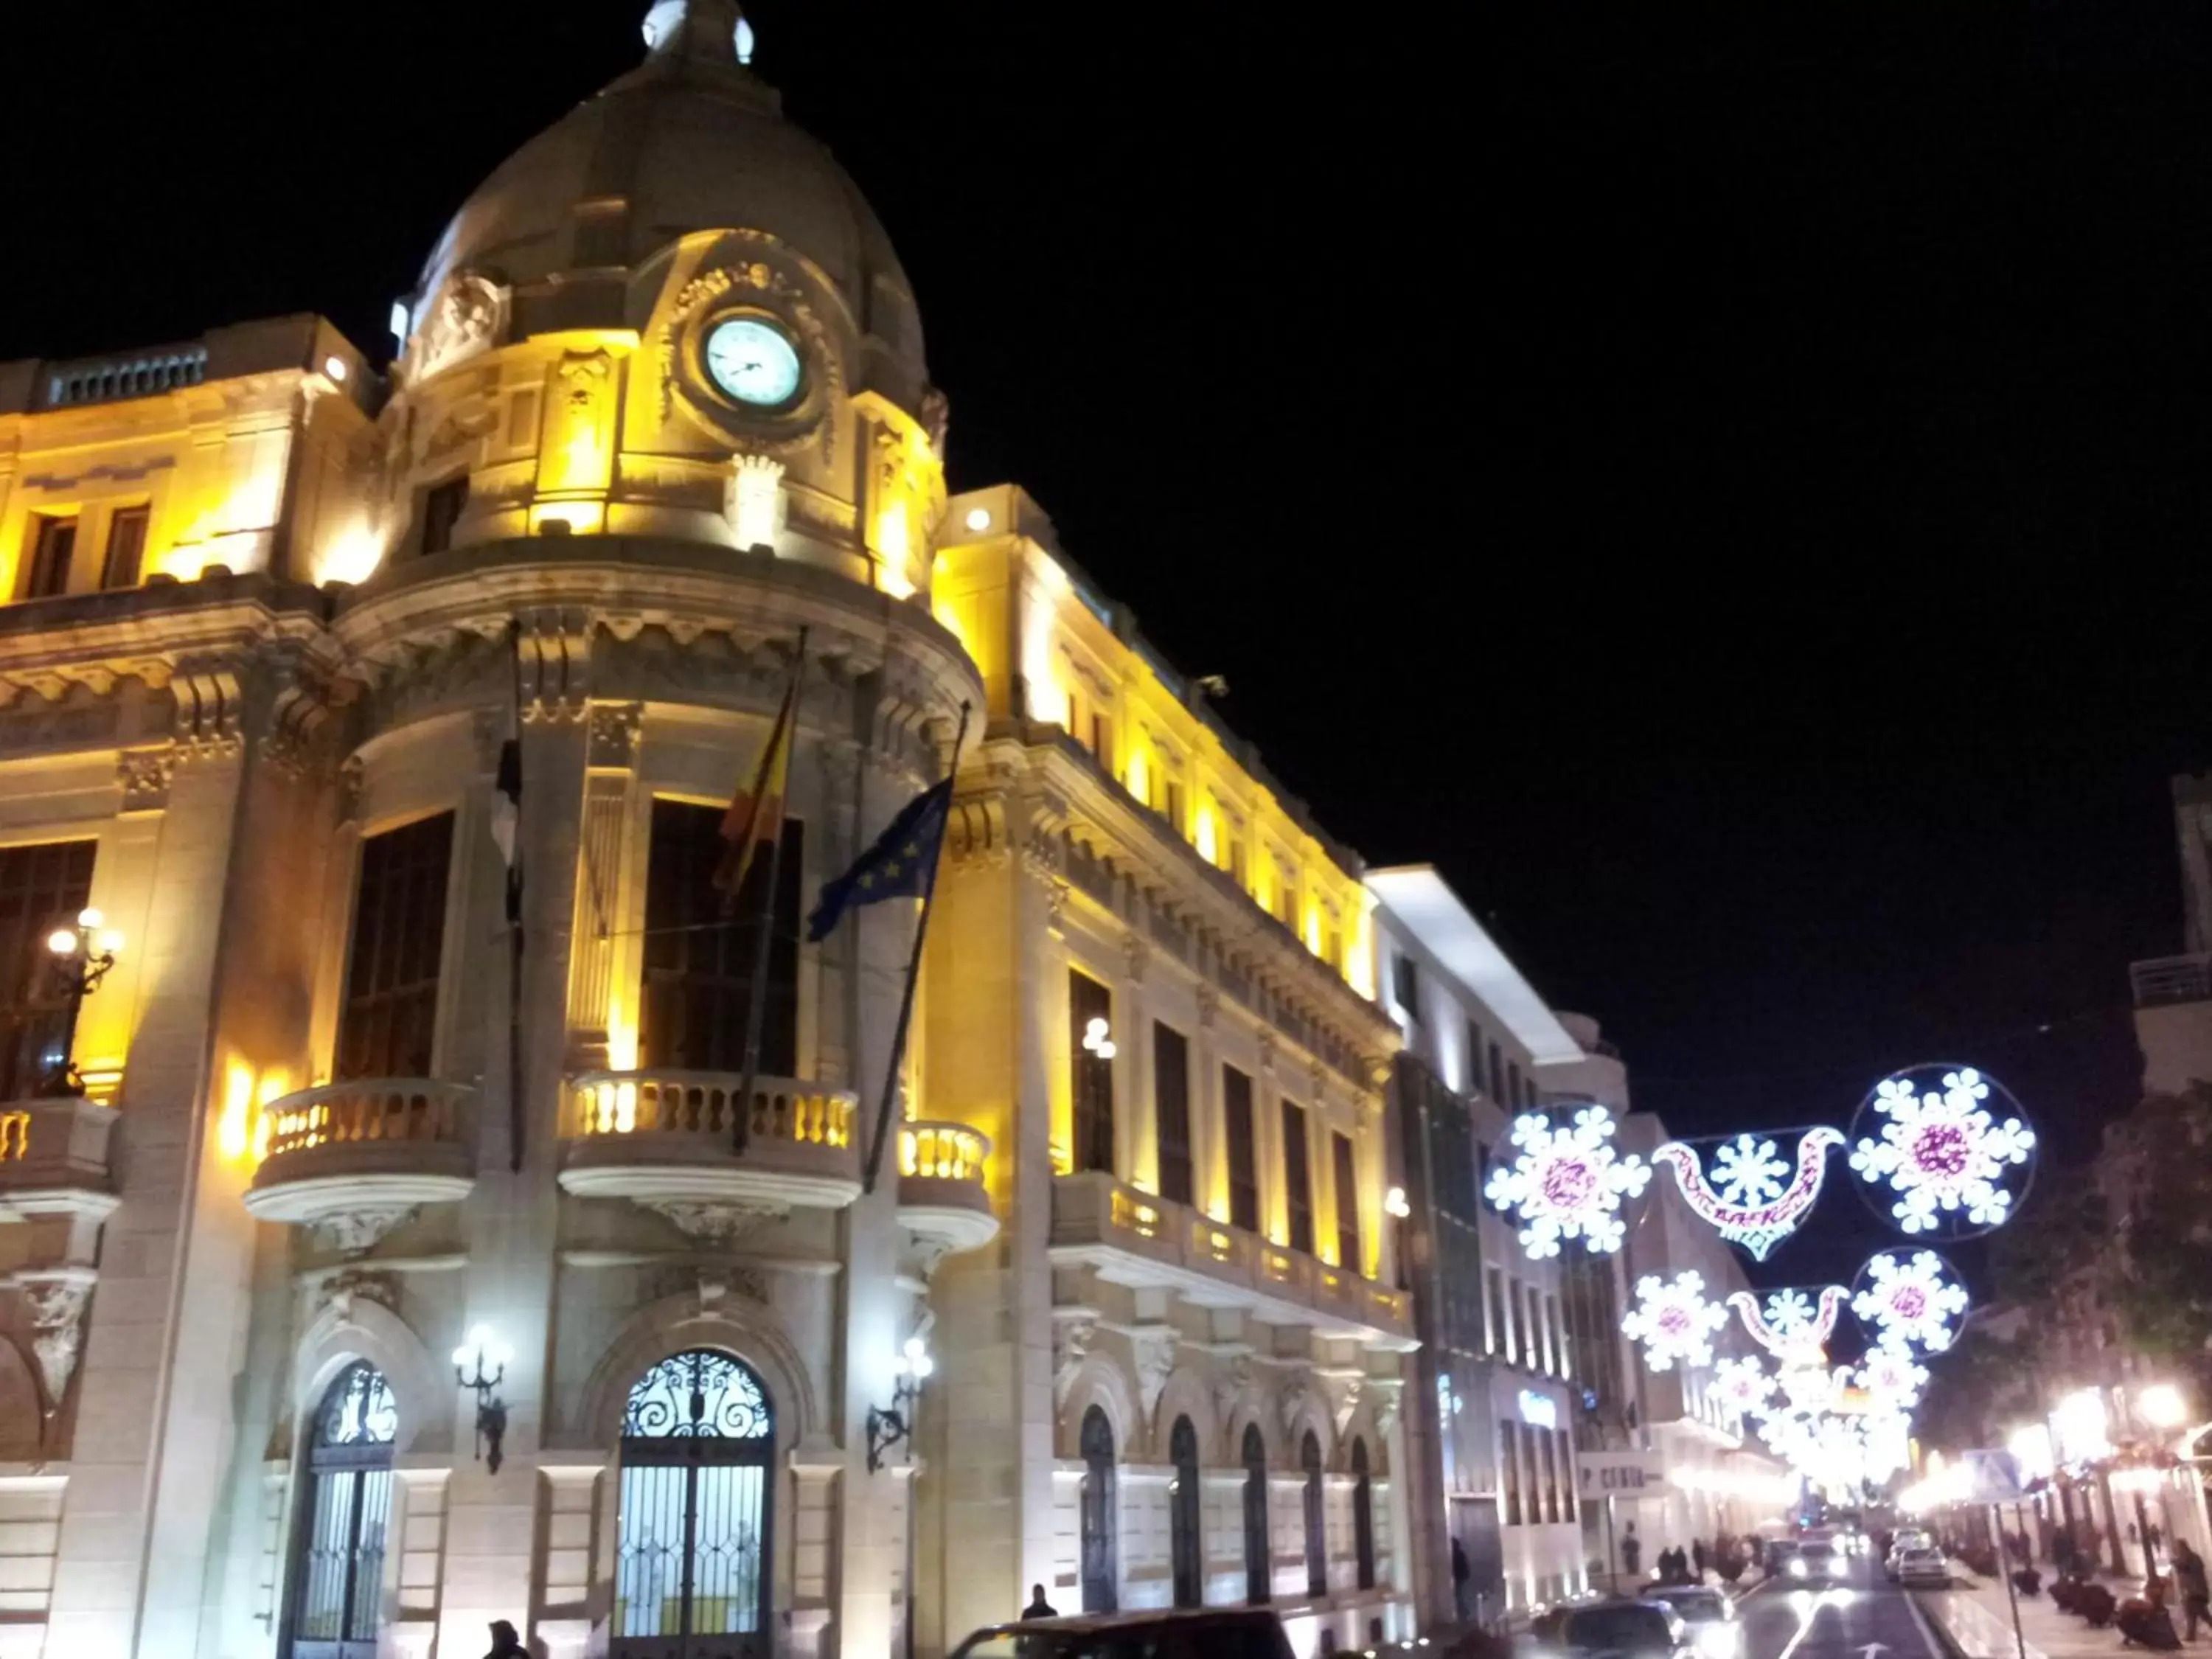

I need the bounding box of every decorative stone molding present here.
[406,271,509,384]
[725,453,787,550]
[312,1206,420,1256]
[1279,1368,1315,1438]
[698,1265,769,1310]
[337,754,365,824]
[1121,932,1150,984]
[587,702,643,769]
[1319,1368,1365,1437]
[1256,1031,1278,1076]
[516,608,594,723]
[639,1199,789,1244]
[8,1267,96,1411]
[1130,1326,1177,1425]
[654,234,844,459]
[1052,1312,1097,1406]
[319,1268,403,1321]
[1196,986,1220,1030]
[1213,1353,1251,1430]
[116,746,176,811]
[1370,1377,1403,1439]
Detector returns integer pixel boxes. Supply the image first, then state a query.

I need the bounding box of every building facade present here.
[0,7,1414,1658]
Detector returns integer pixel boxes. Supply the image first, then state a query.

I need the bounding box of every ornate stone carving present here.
[1371,1377,1403,1439]
[697,1265,769,1310]
[337,754,365,824]
[1130,1326,1177,1424]
[1121,932,1150,984]
[1256,1031,1278,1076]
[516,608,594,723]
[588,702,643,769]
[409,271,509,383]
[312,1206,418,1256]
[638,1200,788,1244]
[1321,1370,1365,1436]
[321,1269,401,1321]
[1196,986,1220,1030]
[1279,1368,1315,1437]
[919,385,951,456]
[1214,1353,1252,1428]
[1052,1312,1097,1405]
[10,1268,95,1411]
[654,237,843,454]
[116,747,175,812]
[725,453,787,549]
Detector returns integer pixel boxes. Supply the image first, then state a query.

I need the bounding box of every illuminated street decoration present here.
[1484,1105,1652,1259]
[1728,1285,1846,1363]
[1621,1270,1729,1371]
[1652,1127,1844,1261]
[1711,1354,1776,1420]
[1852,1249,1969,1354]
[1848,1065,2036,1236]
[1855,1347,1930,1413]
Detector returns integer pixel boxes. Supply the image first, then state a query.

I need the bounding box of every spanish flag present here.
[714,669,799,898]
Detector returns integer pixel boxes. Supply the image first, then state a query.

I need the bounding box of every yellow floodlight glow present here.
[2138,1384,2188,1429]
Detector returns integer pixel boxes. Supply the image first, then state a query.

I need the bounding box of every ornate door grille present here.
[1078,1405,1118,1613]
[286,1363,397,1659]
[614,1350,776,1659]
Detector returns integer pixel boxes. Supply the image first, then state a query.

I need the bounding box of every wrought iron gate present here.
[286,1363,397,1659]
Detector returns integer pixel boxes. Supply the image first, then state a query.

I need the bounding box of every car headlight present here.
[1697,1624,1741,1659]
[1788,1558,1808,1579]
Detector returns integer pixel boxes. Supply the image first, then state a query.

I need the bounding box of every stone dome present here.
[414,0,922,386]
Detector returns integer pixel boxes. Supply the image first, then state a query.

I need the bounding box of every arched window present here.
[287,1361,397,1659]
[1169,1415,1202,1608]
[1242,1423,1271,1605]
[614,1350,775,1657]
[1301,1429,1326,1598]
[1079,1405,1119,1613]
[1352,1436,1376,1590]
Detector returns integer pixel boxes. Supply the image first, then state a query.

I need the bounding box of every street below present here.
[1728,1557,1950,1659]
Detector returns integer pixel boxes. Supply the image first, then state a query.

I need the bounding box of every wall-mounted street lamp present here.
[42,908,122,1097]
[452,1324,514,1474]
[866,1335,934,1473]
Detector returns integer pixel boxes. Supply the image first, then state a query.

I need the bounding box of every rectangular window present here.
[1164,779,1185,836]
[1540,1423,1560,1521]
[1548,1293,1567,1377]
[1071,969,1116,1174]
[1500,1274,1519,1363]
[21,516,75,599]
[1509,1062,1524,1110]
[1223,1064,1259,1231]
[100,507,148,590]
[1393,952,1419,1015]
[1487,1042,1503,1103]
[1228,838,1248,888]
[1091,712,1113,773]
[1153,1021,1192,1206]
[639,801,801,1075]
[1281,1099,1314,1255]
[1331,1130,1360,1273]
[1526,1284,1546,1372]
[1558,1428,1578,1518]
[1500,1420,1523,1526]
[336,812,455,1080]
[1486,1265,1504,1356]
[420,476,467,555]
[0,839,96,1100]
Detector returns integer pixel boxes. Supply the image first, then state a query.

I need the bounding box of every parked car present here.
[1894,1546,1951,1590]
[1791,1540,1840,1584]
[1646,1585,1739,1659]
[951,1607,1293,1659]
[1886,1530,1935,1582]
[1532,1597,1697,1659]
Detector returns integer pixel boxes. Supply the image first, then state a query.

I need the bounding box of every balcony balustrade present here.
[243,1079,476,1249]
[2132,953,2211,1009]
[1049,1168,1413,1349]
[894,1119,998,1259]
[559,1071,862,1217]
[0,1096,121,1226]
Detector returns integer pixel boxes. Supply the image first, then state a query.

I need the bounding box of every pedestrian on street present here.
[1621,1526,1641,1582]
[1694,1540,1708,1580]
[483,1621,527,1659]
[1453,1536,1472,1621]
[2171,1540,2209,1641]
[1023,1584,1057,1620]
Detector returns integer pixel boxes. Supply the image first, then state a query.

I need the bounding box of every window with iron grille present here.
[1281,1100,1313,1255]
[335,813,453,1082]
[1169,1415,1202,1608]
[613,1349,775,1657]
[285,1362,395,1659]
[1153,1022,1192,1206]
[1242,1422,1271,1604]
[0,839,94,1101]
[1352,1437,1376,1590]
[1223,1065,1259,1231]
[1332,1130,1360,1273]
[1079,1406,1118,1613]
[1301,1430,1326,1596]
[640,804,800,1075]
[1070,970,1115,1174]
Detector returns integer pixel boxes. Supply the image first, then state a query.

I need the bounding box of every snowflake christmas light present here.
[1484,1106,1652,1259]
[1849,1066,2035,1236]
[1855,1347,1930,1413]
[1652,1128,1844,1261]
[1763,1290,1818,1338]
[1852,1249,1969,1354]
[1711,1354,1776,1421]
[1621,1270,1729,1371]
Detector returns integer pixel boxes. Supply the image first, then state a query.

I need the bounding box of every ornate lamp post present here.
[866,1335,934,1472]
[41,908,121,1097]
[452,1324,514,1474]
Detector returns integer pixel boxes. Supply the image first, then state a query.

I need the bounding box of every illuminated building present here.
[0,4,1412,1656]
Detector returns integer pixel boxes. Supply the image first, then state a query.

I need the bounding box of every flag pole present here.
[732,627,809,1157]
[861,700,970,1196]
[507,625,527,1174]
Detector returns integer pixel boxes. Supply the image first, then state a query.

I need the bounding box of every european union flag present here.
[804,778,954,942]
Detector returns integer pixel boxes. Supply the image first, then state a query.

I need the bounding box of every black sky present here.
[10,1,2211,1279]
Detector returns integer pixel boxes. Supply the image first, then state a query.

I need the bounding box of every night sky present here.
[10,1,2211,1287]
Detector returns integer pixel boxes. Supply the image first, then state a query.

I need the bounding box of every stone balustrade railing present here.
[260,1079,473,1160]
[567,1071,852,1150]
[898,1119,990,1183]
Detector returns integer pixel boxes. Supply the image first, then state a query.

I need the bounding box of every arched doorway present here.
[1301,1428,1326,1598]
[1352,1436,1376,1590]
[285,1360,397,1659]
[1079,1405,1118,1613]
[613,1349,776,1658]
[1242,1422,1271,1604]
[1169,1415,1202,1608]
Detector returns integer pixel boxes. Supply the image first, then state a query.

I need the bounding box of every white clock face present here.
[703,317,802,407]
